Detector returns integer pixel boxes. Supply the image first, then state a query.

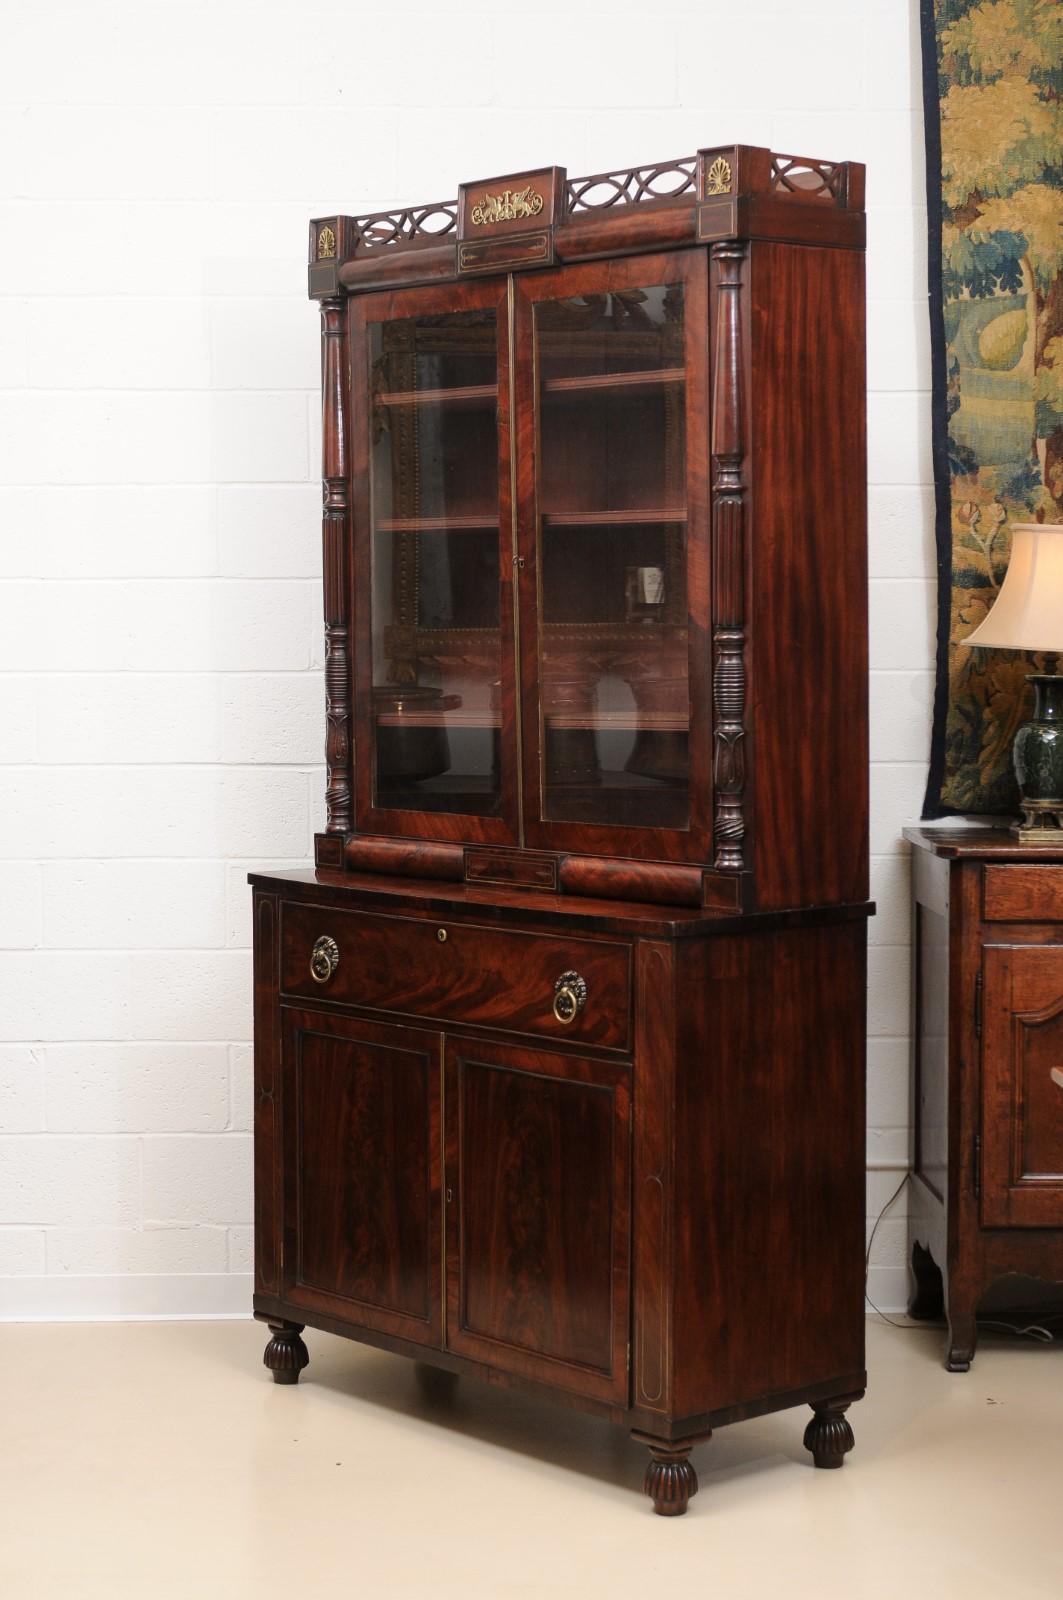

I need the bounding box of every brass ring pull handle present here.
[553,971,587,1025]
[310,935,340,984]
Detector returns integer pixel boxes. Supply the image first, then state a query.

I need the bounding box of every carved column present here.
[320,295,352,833]
[709,242,748,873]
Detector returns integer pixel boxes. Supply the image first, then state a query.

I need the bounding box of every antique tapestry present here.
[921,0,1063,815]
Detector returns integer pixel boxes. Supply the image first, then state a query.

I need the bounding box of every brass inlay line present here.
[439,1035,447,1350]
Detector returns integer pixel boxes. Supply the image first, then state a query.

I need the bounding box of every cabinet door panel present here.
[445,1036,630,1402]
[982,946,1063,1229]
[350,277,518,845]
[513,250,711,863]
[282,1009,442,1345]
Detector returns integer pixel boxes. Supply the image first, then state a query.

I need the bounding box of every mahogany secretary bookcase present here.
[251,145,871,1515]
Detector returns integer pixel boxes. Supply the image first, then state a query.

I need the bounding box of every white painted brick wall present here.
[0,0,931,1316]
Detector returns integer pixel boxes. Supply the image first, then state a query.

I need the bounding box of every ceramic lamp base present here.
[1012,675,1063,842]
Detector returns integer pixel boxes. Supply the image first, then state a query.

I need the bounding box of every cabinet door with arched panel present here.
[981,944,1063,1228]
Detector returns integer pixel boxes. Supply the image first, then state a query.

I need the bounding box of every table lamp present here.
[962,521,1063,839]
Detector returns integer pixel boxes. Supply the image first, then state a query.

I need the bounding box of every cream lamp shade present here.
[963,522,1063,653]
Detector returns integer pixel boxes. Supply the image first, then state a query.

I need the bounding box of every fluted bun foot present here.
[645,1449,698,1515]
[633,1433,705,1517]
[263,1320,309,1385]
[804,1400,855,1468]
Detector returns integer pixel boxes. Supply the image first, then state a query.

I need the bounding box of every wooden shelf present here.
[541,366,685,397]
[540,508,686,527]
[377,384,496,408]
[545,711,689,732]
[375,711,501,729]
[376,515,498,533]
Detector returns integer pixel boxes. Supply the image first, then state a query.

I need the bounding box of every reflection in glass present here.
[535,285,690,830]
[369,309,502,815]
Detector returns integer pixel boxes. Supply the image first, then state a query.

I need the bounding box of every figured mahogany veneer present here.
[279,898,632,1051]
[444,1033,632,1402]
[251,139,871,1517]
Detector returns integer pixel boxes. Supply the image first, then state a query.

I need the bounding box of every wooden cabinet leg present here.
[414,1361,460,1400]
[946,1307,978,1372]
[632,1431,707,1517]
[908,1240,945,1320]
[263,1319,309,1385]
[803,1398,856,1469]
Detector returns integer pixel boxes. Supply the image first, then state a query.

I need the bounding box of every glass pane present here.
[535,283,690,830]
[369,308,502,816]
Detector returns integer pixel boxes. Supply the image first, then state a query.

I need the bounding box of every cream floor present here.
[2,1316,1060,1600]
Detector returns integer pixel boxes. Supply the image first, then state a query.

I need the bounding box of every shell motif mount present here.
[470,186,544,227]
[317,224,337,259]
[704,157,733,197]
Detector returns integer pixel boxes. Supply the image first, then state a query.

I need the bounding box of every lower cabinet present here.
[278,1010,631,1403]
[253,882,870,1515]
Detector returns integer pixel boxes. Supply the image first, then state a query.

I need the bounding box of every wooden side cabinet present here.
[906,826,1063,1369]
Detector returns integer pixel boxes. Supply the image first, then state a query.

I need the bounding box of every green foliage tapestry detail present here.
[921,0,1063,815]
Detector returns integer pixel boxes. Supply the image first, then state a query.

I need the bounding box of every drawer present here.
[983,865,1063,923]
[279,901,632,1050]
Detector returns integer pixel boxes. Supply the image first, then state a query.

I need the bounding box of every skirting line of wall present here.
[0,1269,911,1322]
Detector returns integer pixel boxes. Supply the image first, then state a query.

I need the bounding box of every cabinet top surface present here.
[250,868,873,941]
[905,823,1063,861]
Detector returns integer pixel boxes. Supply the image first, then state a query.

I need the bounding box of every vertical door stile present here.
[443,1036,459,1352]
[440,1032,448,1349]
[687,249,713,859]
[511,270,542,849]
[506,273,526,847]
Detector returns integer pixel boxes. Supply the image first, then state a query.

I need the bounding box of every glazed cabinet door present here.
[350,277,518,845]
[513,250,711,862]
[982,945,1063,1228]
[444,1035,631,1402]
[280,1008,443,1347]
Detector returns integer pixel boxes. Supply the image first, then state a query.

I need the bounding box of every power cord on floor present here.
[864,1171,921,1329]
[863,1169,1062,1343]
[978,1316,1062,1343]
